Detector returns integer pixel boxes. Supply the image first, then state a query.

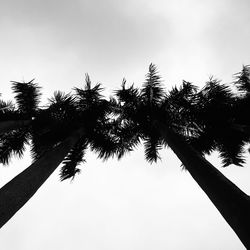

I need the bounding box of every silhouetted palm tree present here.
[0,74,118,228]
[114,64,250,248]
[1,67,250,247]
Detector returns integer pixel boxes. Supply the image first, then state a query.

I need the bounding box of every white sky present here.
[0,0,250,249]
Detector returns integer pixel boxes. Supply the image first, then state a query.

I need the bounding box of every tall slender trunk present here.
[0,128,84,228]
[156,121,250,249]
[0,120,31,135]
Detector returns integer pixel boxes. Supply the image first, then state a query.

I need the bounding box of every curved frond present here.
[87,120,118,160]
[11,79,41,117]
[144,135,162,163]
[115,120,141,159]
[74,74,104,109]
[115,78,140,104]
[234,65,250,93]
[217,131,247,167]
[141,63,165,105]
[164,80,200,137]
[0,128,30,165]
[0,100,18,121]
[60,137,88,181]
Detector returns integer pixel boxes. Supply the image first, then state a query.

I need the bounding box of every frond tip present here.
[11,79,41,116]
[141,63,165,104]
[60,138,88,181]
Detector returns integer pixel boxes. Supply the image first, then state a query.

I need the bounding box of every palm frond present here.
[115,78,140,104]
[234,65,250,93]
[144,135,162,163]
[0,100,18,121]
[198,77,233,109]
[164,81,200,137]
[167,81,198,105]
[48,91,76,108]
[141,63,165,105]
[60,137,88,181]
[88,127,118,160]
[30,92,78,160]
[0,128,30,165]
[217,132,247,167]
[74,74,104,109]
[47,91,78,125]
[0,100,15,112]
[11,79,41,117]
[115,120,141,159]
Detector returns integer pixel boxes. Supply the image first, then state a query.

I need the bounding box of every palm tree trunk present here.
[0,120,31,135]
[156,121,250,249]
[0,128,84,228]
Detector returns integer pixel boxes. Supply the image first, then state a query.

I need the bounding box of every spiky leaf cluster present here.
[0,128,30,164]
[234,65,250,93]
[231,66,250,135]
[1,64,250,179]
[188,77,249,166]
[0,80,41,164]
[164,81,199,137]
[115,66,250,168]
[11,79,41,117]
[114,64,167,162]
[141,63,165,105]
[45,75,119,180]
[0,99,17,121]
[73,74,119,161]
[60,137,88,181]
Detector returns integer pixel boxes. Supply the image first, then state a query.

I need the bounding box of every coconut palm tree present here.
[0,74,118,228]
[114,64,250,248]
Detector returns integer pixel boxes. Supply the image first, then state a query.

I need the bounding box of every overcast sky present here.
[0,0,250,249]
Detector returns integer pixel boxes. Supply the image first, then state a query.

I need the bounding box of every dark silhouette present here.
[0,80,40,164]
[113,64,250,248]
[0,81,37,136]
[0,66,250,248]
[0,74,118,228]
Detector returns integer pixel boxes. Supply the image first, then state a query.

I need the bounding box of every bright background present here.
[0,0,250,249]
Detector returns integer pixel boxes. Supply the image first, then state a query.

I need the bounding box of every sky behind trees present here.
[0,0,250,249]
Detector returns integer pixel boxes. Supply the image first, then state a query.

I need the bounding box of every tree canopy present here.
[1,64,250,178]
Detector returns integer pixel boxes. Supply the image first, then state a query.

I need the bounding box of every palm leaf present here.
[0,128,30,164]
[234,65,250,93]
[141,63,165,105]
[0,100,18,121]
[31,92,78,160]
[60,137,88,181]
[11,79,41,117]
[87,120,118,160]
[74,74,104,110]
[144,135,162,163]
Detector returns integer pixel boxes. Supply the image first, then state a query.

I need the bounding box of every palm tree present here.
[114,64,250,248]
[0,74,118,228]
